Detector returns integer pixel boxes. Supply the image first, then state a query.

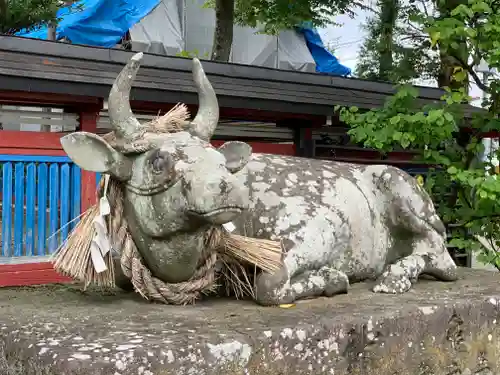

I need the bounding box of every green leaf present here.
[453,70,468,83]
[202,0,215,8]
[390,115,401,125]
[451,91,465,103]
[400,137,411,149]
[444,112,454,122]
[430,31,441,47]
[471,1,492,12]
[465,28,477,38]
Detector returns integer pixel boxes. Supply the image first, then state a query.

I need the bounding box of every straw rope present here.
[99,103,221,304]
[101,178,223,305]
[53,102,284,304]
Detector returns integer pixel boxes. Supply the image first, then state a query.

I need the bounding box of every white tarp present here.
[128,0,316,72]
[129,0,184,55]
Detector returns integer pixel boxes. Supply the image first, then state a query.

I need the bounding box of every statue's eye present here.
[151,151,170,174]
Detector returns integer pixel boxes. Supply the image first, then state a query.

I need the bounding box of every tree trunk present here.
[0,0,7,34]
[436,0,469,91]
[47,22,56,40]
[211,0,234,62]
[437,38,469,91]
[378,0,399,81]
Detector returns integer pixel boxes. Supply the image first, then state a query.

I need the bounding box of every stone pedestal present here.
[1,268,500,375]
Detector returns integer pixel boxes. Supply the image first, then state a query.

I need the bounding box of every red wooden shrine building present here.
[0,36,482,286]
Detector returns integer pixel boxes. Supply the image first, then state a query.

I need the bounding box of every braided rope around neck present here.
[99,178,223,305]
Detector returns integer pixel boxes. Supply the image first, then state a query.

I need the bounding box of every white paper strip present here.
[99,174,111,216]
[223,222,236,233]
[90,241,108,273]
[99,197,111,216]
[93,215,111,257]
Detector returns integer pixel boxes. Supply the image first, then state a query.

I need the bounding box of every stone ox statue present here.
[61,53,458,306]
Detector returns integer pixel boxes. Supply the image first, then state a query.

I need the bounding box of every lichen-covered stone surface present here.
[1,268,500,375]
[62,53,459,306]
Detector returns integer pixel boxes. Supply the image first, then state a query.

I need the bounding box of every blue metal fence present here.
[0,155,81,257]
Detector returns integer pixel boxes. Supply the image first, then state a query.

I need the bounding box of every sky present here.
[318,12,371,73]
[317,11,485,106]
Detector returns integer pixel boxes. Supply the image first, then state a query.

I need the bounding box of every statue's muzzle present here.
[184,171,249,225]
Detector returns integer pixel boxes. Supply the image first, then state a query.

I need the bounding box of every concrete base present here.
[1,268,500,375]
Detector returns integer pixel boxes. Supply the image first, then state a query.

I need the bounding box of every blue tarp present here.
[17,0,161,47]
[296,22,351,77]
[17,1,351,77]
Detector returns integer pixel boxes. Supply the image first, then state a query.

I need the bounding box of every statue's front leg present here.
[290,267,349,299]
[373,233,458,294]
[372,253,426,294]
[255,265,349,306]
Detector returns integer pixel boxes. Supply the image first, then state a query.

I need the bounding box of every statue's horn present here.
[107,52,143,139]
[188,58,220,141]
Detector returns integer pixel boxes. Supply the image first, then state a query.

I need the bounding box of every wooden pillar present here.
[278,118,315,158]
[293,127,314,158]
[78,111,99,212]
[303,128,314,158]
[293,127,304,157]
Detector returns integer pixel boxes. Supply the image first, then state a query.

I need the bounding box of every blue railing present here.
[0,155,81,257]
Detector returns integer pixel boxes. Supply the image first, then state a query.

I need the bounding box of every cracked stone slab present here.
[1,268,500,375]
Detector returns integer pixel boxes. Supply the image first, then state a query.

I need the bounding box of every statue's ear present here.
[218,141,252,173]
[60,132,132,181]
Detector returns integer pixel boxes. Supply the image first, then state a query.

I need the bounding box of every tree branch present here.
[450,52,490,93]
[351,1,378,14]
[486,234,500,271]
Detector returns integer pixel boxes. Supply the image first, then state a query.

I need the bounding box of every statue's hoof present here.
[254,267,290,306]
[372,273,412,294]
